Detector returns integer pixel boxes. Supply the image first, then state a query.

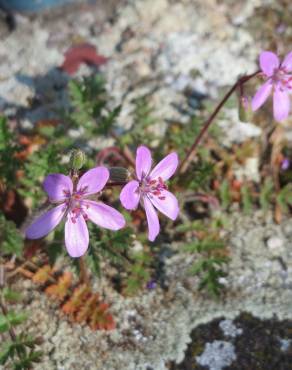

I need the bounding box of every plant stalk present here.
[78,256,89,285]
[179,70,260,174]
[0,265,22,360]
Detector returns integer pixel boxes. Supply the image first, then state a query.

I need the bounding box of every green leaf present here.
[0,116,21,187]
[259,178,274,211]
[276,183,292,213]
[0,213,23,257]
[219,179,231,209]
[0,314,9,333]
[0,342,13,365]
[3,288,22,303]
[0,311,28,332]
[241,184,253,214]
[6,312,28,327]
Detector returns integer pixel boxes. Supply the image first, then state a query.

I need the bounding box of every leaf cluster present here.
[18,143,66,207]
[183,222,229,297]
[0,117,21,188]
[67,75,121,137]
[123,251,152,296]
[30,264,115,331]
[62,285,115,330]
[0,213,23,257]
[0,289,42,369]
[85,225,134,276]
[118,95,157,148]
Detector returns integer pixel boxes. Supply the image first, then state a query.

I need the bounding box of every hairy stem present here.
[105,181,128,187]
[0,266,22,359]
[78,256,89,285]
[0,297,17,342]
[179,70,260,174]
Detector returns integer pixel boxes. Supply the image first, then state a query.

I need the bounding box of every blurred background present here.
[0,1,292,370]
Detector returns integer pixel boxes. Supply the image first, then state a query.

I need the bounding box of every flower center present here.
[65,190,89,223]
[140,176,167,200]
[271,67,292,90]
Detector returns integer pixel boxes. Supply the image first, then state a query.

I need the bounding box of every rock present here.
[279,338,291,352]
[266,236,286,256]
[219,319,243,338]
[196,340,236,370]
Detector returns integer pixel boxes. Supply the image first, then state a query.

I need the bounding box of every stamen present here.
[140,175,168,201]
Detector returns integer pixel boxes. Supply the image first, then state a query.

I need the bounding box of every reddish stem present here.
[179,70,260,174]
[78,256,89,285]
[105,181,127,187]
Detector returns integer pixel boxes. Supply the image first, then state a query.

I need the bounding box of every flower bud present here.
[69,149,86,171]
[109,167,130,183]
[238,96,253,122]
[281,158,290,171]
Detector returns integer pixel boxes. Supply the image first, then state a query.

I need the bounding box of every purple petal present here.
[259,51,279,76]
[273,87,290,122]
[84,200,126,230]
[136,146,152,180]
[282,51,292,72]
[25,204,66,239]
[150,152,179,181]
[251,80,273,111]
[77,167,109,195]
[143,196,160,242]
[43,174,72,201]
[150,190,179,221]
[281,158,290,171]
[65,214,89,258]
[120,180,140,210]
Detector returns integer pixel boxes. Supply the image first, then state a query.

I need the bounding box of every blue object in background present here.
[0,0,78,13]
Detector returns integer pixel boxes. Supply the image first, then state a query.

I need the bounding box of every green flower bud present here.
[238,96,253,122]
[109,167,130,183]
[69,149,86,171]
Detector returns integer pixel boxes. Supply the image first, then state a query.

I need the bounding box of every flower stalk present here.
[0,265,20,358]
[78,256,89,285]
[179,70,260,174]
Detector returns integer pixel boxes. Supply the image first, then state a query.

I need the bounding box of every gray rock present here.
[196,340,236,370]
[219,319,243,338]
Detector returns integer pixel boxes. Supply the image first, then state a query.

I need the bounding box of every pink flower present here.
[252,51,292,122]
[120,146,179,241]
[25,167,125,258]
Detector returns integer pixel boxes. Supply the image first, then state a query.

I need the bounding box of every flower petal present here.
[136,146,152,180]
[143,196,160,242]
[43,174,72,201]
[273,87,290,122]
[120,180,140,210]
[282,51,292,72]
[85,200,126,230]
[259,51,279,76]
[150,190,179,221]
[65,214,89,258]
[77,167,109,195]
[150,152,179,181]
[251,80,273,111]
[25,204,66,239]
